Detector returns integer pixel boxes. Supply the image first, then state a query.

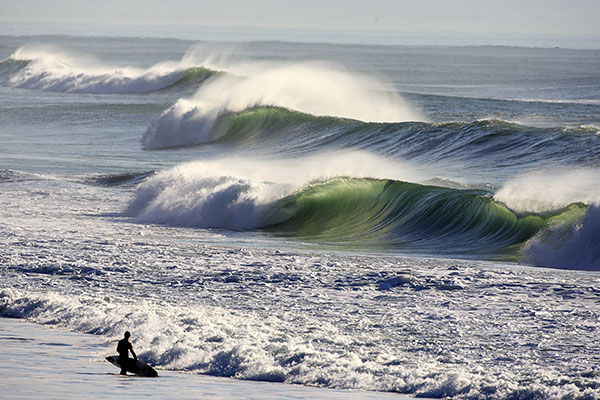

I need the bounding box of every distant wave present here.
[0,45,218,94]
[125,160,597,268]
[513,98,600,105]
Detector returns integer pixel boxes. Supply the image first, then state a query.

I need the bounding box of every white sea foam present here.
[1,44,202,93]
[142,61,422,149]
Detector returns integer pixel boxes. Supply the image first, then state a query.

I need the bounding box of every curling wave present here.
[263,177,587,258]
[126,163,593,265]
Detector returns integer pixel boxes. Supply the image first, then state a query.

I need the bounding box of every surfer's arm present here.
[131,348,137,360]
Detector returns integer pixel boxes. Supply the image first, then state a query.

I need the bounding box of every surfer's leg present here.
[118,357,127,375]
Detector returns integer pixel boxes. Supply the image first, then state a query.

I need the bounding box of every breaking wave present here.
[125,160,595,266]
[142,63,422,149]
[521,204,600,270]
[0,45,218,93]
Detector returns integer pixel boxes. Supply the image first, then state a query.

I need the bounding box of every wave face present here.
[125,161,592,264]
[264,178,555,254]
[143,106,600,174]
[0,45,217,93]
[142,63,421,149]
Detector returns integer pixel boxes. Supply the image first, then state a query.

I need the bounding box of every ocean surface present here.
[1,34,600,399]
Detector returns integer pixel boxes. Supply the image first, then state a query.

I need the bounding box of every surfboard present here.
[105,355,158,377]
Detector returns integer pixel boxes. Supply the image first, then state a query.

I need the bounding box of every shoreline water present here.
[0,317,405,399]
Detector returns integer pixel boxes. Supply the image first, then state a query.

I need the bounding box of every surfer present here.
[116,331,137,375]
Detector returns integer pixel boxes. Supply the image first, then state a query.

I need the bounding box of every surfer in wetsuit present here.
[116,331,137,375]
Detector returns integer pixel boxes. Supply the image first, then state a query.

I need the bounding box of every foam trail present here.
[142,62,422,149]
[1,44,214,94]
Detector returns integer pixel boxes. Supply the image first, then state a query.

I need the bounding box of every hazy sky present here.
[2,0,599,37]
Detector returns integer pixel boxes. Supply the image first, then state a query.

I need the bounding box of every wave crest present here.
[142,62,422,149]
[0,45,217,94]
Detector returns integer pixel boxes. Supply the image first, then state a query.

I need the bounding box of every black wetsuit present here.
[117,338,133,374]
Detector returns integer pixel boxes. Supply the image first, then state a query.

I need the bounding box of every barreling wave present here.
[263,177,587,258]
[126,164,594,267]
[0,45,219,94]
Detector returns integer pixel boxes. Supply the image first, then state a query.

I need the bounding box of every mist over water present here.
[494,168,600,213]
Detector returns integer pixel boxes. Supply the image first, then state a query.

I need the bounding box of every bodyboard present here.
[105,355,158,377]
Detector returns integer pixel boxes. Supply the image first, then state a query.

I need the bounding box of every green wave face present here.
[195,106,600,172]
[156,67,220,92]
[263,178,587,258]
[211,106,352,145]
[173,67,219,86]
[0,58,31,79]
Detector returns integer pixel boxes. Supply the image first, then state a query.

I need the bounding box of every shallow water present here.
[0,318,403,399]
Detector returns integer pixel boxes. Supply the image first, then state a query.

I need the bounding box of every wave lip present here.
[0,45,218,94]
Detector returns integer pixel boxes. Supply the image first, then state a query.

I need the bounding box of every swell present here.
[148,106,600,169]
[226,109,600,166]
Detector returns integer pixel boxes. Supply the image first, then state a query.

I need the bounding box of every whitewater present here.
[1,34,600,400]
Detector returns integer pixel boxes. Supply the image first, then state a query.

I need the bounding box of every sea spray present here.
[142,62,422,149]
[0,44,217,93]
[494,168,600,213]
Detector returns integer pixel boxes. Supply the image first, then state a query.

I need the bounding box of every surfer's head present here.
[124,331,131,339]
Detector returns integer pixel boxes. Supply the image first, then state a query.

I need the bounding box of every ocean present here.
[1,33,599,399]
